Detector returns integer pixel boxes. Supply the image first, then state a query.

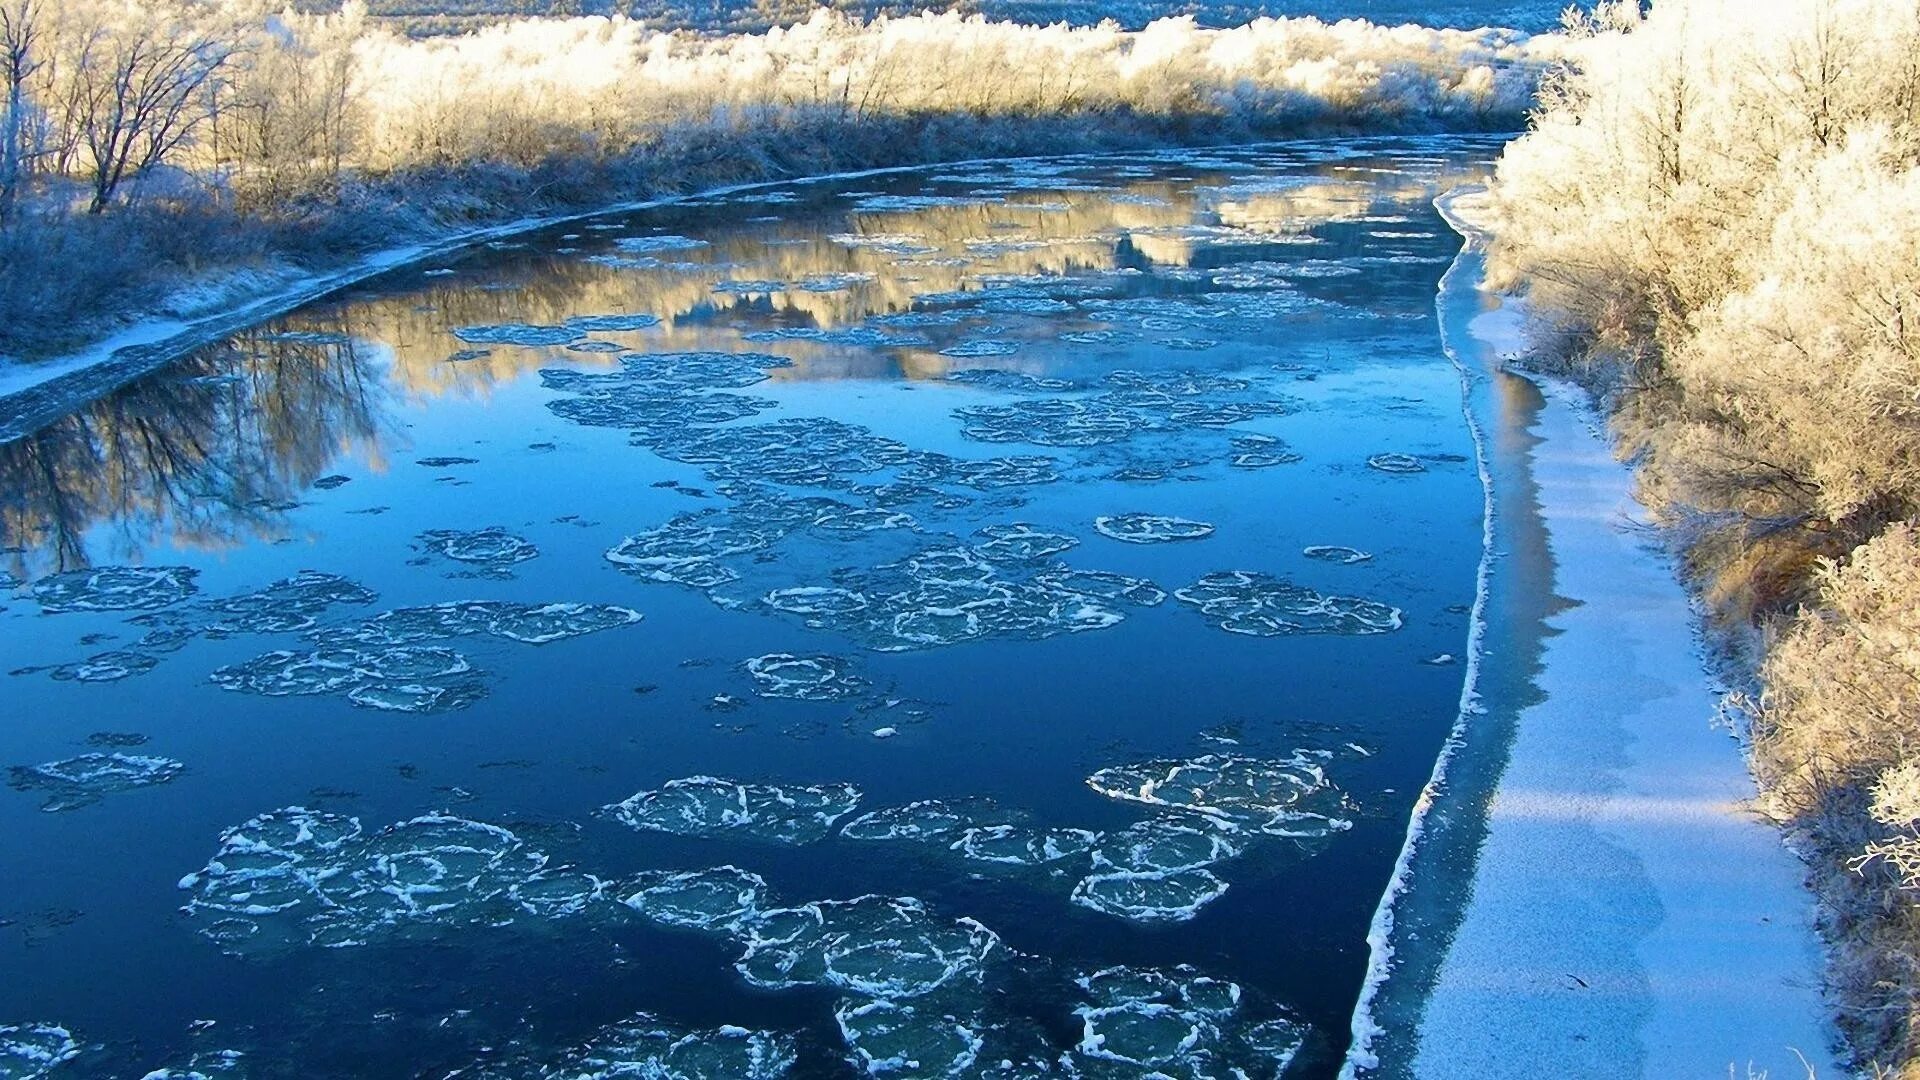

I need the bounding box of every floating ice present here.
[564,313,661,332]
[139,1049,247,1079]
[950,825,1098,867]
[1070,964,1305,1077]
[760,542,1128,652]
[211,644,480,713]
[943,370,1075,393]
[1085,754,1349,837]
[195,571,377,635]
[939,340,1020,359]
[955,399,1152,447]
[1092,514,1214,545]
[1070,868,1229,924]
[1302,545,1371,564]
[1091,818,1243,874]
[614,234,708,253]
[498,1013,794,1079]
[47,650,157,682]
[1365,453,1426,474]
[451,323,583,347]
[742,653,870,701]
[622,866,769,932]
[1033,568,1166,607]
[311,601,641,647]
[417,528,539,573]
[979,296,1073,316]
[837,999,983,1078]
[179,808,557,955]
[1174,571,1401,637]
[743,327,932,348]
[901,455,1059,490]
[9,753,184,811]
[33,565,198,613]
[830,234,937,255]
[838,799,1013,843]
[735,895,997,998]
[0,1023,79,1077]
[602,776,861,844]
[973,523,1077,562]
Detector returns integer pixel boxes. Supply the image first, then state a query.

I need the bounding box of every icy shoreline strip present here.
[0,133,1513,443]
[1341,185,1501,1077]
[1347,187,1837,1078]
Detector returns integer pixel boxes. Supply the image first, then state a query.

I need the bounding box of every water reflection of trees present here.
[0,324,390,578]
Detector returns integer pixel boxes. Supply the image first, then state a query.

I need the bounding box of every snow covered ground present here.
[1357,188,1838,1078]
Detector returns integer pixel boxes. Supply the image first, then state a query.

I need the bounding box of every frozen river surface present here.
[0,137,1497,1078]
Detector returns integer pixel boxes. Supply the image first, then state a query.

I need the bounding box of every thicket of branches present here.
[1482,0,1920,1069]
[0,0,1554,359]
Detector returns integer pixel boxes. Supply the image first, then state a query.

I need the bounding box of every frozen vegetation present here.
[1477,0,1920,1071]
[0,0,1558,368]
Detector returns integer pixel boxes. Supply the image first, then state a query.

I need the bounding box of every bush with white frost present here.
[0,0,1559,356]
[1485,0,1920,1069]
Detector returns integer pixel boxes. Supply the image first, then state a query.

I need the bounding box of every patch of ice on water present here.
[602,776,861,844]
[1302,545,1372,564]
[837,998,984,1078]
[210,645,483,713]
[742,653,870,701]
[32,565,198,613]
[9,753,183,811]
[564,313,660,332]
[1365,453,1426,474]
[179,808,569,956]
[1174,571,1401,637]
[452,323,582,347]
[839,799,1016,843]
[1085,753,1349,838]
[1070,867,1229,924]
[614,235,708,253]
[735,895,997,998]
[973,523,1077,562]
[1092,514,1214,545]
[417,527,539,576]
[0,1023,79,1078]
[950,825,1099,867]
[622,866,769,932]
[45,650,158,682]
[939,340,1020,359]
[480,1013,795,1079]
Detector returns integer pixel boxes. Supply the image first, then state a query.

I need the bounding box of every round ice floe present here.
[211,645,480,713]
[950,825,1099,867]
[742,653,869,701]
[973,523,1078,562]
[1085,753,1348,837]
[1090,819,1242,874]
[623,866,769,932]
[955,399,1151,447]
[452,323,583,347]
[1034,568,1167,608]
[943,369,1076,393]
[314,601,639,648]
[197,571,376,635]
[1075,999,1221,1067]
[837,999,984,1078]
[614,234,708,253]
[735,895,998,998]
[839,799,1010,843]
[48,650,158,682]
[32,565,198,613]
[8,752,184,811]
[1365,453,1426,474]
[417,527,539,569]
[0,1022,80,1077]
[1174,570,1401,637]
[939,340,1020,359]
[1069,868,1229,924]
[507,868,610,919]
[1092,514,1215,545]
[564,312,661,332]
[1302,545,1371,564]
[482,1012,795,1080]
[602,776,861,844]
[139,1049,247,1079]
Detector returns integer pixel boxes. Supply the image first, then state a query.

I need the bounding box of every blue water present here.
[0,137,1498,1078]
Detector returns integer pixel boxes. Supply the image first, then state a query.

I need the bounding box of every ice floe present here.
[0,1023,79,1078]
[417,527,539,575]
[1085,754,1350,838]
[1092,514,1214,545]
[622,866,769,932]
[735,895,997,998]
[602,776,861,844]
[1301,545,1372,564]
[1174,571,1401,637]
[178,808,569,955]
[9,753,184,811]
[32,565,198,613]
[742,653,870,701]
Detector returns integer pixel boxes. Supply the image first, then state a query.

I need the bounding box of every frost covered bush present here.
[1484,0,1920,1069]
[0,0,1557,356]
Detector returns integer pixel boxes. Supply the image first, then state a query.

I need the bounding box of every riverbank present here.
[1347,188,1838,1078]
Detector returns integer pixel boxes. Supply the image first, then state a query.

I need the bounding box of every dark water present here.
[0,137,1497,1078]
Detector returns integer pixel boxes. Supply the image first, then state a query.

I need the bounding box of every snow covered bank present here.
[1347,188,1837,1078]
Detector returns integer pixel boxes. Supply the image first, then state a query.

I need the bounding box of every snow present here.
[1349,186,1836,1078]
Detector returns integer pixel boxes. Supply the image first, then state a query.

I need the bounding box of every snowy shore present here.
[1347,188,1838,1078]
